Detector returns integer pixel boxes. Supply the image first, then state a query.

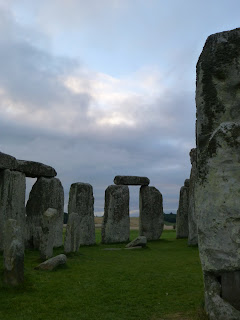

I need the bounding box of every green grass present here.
[0,230,206,320]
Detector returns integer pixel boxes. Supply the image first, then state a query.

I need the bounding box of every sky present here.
[0,0,239,215]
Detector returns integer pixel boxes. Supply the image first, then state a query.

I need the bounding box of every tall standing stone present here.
[176,179,189,239]
[26,177,64,249]
[102,185,130,244]
[196,28,240,319]
[188,148,198,246]
[64,212,81,253]
[68,183,95,246]
[0,169,26,251]
[3,219,24,286]
[139,186,164,240]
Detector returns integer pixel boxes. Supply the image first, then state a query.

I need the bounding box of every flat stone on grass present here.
[35,254,67,271]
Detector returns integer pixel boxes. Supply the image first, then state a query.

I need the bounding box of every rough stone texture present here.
[3,219,24,286]
[68,183,95,246]
[221,271,240,311]
[26,177,64,249]
[0,169,26,251]
[188,148,198,246]
[196,28,240,319]
[102,185,130,244]
[0,151,17,170]
[15,160,57,178]
[125,236,147,248]
[35,254,67,271]
[139,186,164,240]
[114,175,150,186]
[176,179,189,239]
[64,212,81,253]
[39,208,58,260]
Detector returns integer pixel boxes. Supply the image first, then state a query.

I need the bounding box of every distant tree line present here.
[164,213,176,223]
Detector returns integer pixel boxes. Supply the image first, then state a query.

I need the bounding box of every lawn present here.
[0,230,206,320]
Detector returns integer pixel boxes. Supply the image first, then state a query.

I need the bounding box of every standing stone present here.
[68,183,95,246]
[26,177,64,249]
[114,175,150,186]
[195,28,240,319]
[188,148,198,246]
[64,212,81,253]
[0,169,26,251]
[3,219,24,286]
[102,185,130,244]
[176,179,189,239]
[139,186,164,240]
[39,208,58,260]
[0,151,17,170]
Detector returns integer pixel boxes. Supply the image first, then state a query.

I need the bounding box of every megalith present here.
[3,219,24,286]
[68,183,95,246]
[188,148,198,246]
[26,177,64,249]
[139,186,164,240]
[39,208,58,260]
[0,169,26,251]
[114,175,150,186]
[176,179,189,239]
[195,28,240,319]
[64,212,81,253]
[102,185,130,244]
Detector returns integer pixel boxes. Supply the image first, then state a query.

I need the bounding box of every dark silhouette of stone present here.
[139,186,164,240]
[114,175,150,186]
[102,185,129,244]
[176,179,189,239]
[0,151,17,170]
[16,160,57,178]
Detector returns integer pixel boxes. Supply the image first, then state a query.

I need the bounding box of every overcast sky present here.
[0,0,239,215]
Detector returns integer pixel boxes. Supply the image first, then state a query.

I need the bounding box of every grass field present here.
[0,230,207,320]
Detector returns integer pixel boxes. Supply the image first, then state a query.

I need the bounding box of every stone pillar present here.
[64,212,81,253]
[39,208,58,260]
[3,219,24,286]
[195,28,240,319]
[102,185,129,244]
[176,179,189,239]
[68,183,95,246]
[0,169,26,251]
[188,148,198,246]
[26,177,64,249]
[139,186,164,240]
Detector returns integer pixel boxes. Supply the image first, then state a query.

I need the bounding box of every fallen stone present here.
[39,208,58,260]
[64,212,81,254]
[102,185,130,244]
[3,219,24,286]
[35,254,67,271]
[139,186,164,240]
[188,148,198,246]
[68,183,95,246]
[126,236,147,248]
[114,175,150,186]
[16,160,57,178]
[0,169,26,251]
[195,28,240,319]
[0,151,17,170]
[176,180,189,239]
[26,177,64,249]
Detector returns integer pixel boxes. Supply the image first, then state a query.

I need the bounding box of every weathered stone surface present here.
[188,148,198,246]
[15,160,57,178]
[0,169,26,251]
[125,236,147,248]
[64,212,81,253]
[114,175,150,186]
[0,151,17,170]
[102,185,130,244]
[176,180,189,239]
[3,219,24,286]
[26,177,64,249]
[35,254,67,271]
[68,183,95,246]
[222,271,240,311]
[196,28,240,318]
[139,186,164,240]
[39,208,58,260]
